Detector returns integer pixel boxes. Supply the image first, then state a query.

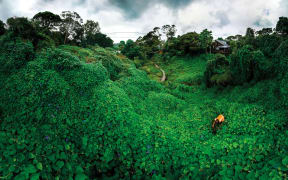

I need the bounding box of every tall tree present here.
[89,32,113,48]
[276,17,288,35]
[245,27,255,38]
[82,20,102,46]
[162,25,177,40]
[136,27,162,58]
[178,32,202,55]
[84,20,100,36]
[60,11,83,44]
[245,27,255,45]
[256,28,273,36]
[32,11,61,33]
[121,39,142,60]
[6,17,37,40]
[199,29,213,53]
[0,20,5,36]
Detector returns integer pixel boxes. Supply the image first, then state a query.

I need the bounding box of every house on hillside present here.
[212,40,231,54]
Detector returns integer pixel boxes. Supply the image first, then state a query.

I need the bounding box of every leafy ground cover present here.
[0,43,287,179]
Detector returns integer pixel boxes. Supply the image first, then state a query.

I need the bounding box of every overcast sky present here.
[0,0,287,42]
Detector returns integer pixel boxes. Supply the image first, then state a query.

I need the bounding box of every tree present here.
[136,27,162,58]
[245,27,255,46]
[276,17,288,35]
[178,32,202,55]
[256,28,273,36]
[230,45,271,84]
[6,17,38,41]
[91,32,113,48]
[60,11,84,44]
[119,41,125,51]
[245,27,255,38]
[32,11,61,33]
[199,29,213,53]
[254,34,282,57]
[82,20,102,46]
[121,39,142,60]
[162,25,177,40]
[226,36,237,41]
[204,54,231,87]
[0,20,5,36]
[84,20,100,36]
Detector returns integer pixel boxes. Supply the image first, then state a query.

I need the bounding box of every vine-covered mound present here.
[0,40,287,179]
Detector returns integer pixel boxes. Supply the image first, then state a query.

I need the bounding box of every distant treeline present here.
[119,17,288,88]
[1,12,288,89]
[0,11,113,49]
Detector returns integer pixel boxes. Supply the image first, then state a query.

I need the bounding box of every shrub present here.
[121,40,144,60]
[274,40,288,77]
[280,74,288,107]
[230,46,272,85]
[0,38,35,73]
[61,62,109,97]
[89,47,124,80]
[252,50,273,81]
[254,34,282,57]
[35,33,55,50]
[38,48,81,72]
[204,54,230,87]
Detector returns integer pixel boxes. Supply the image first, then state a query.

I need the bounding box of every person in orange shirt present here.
[212,114,225,134]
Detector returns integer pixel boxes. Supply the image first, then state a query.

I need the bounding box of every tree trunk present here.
[64,32,68,45]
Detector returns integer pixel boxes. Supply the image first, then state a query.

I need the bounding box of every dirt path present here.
[154,63,166,82]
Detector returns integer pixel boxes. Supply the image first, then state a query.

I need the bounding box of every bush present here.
[254,34,282,57]
[274,40,288,77]
[92,48,124,80]
[35,33,55,50]
[121,40,144,60]
[230,46,272,85]
[204,54,231,87]
[61,62,109,96]
[280,74,288,107]
[0,38,35,73]
[38,48,81,72]
[252,50,273,81]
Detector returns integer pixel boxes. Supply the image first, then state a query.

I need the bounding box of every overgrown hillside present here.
[0,39,287,179]
[0,11,288,180]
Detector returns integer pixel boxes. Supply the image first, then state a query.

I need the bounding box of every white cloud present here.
[0,0,287,42]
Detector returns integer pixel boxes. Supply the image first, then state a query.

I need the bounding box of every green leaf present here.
[82,136,88,147]
[65,144,70,150]
[56,161,65,169]
[256,155,264,161]
[60,152,67,159]
[76,166,84,174]
[14,173,26,180]
[24,164,37,174]
[30,173,40,180]
[282,156,288,166]
[8,165,15,173]
[28,153,36,159]
[75,173,88,180]
[36,163,43,171]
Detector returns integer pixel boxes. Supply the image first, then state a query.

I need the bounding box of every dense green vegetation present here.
[0,12,288,179]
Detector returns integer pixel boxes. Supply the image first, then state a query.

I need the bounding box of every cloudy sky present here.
[0,0,287,42]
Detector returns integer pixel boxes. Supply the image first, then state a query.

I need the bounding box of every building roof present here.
[215,39,230,47]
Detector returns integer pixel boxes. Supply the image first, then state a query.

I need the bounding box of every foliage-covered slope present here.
[0,41,287,179]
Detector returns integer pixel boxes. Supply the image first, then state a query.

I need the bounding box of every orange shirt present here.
[212,114,225,129]
[215,114,225,123]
